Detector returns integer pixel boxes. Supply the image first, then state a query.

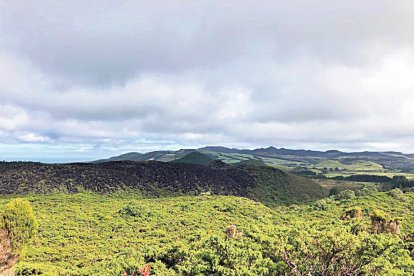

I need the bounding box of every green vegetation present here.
[236,159,266,167]
[1,154,414,274]
[0,199,38,273]
[172,152,214,166]
[315,160,384,172]
[297,159,414,180]
[246,166,328,206]
[94,147,414,179]
[0,191,413,275]
[1,199,38,249]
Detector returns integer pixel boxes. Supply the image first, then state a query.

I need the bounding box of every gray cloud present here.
[3,1,414,85]
[1,0,414,160]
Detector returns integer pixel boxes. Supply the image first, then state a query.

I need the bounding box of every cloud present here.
[17,133,50,143]
[3,1,414,85]
[1,0,414,160]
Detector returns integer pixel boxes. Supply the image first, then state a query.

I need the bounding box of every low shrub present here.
[356,186,378,196]
[118,204,152,219]
[341,206,363,220]
[1,199,38,251]
[336,190,355,200]
[388,188,406,201]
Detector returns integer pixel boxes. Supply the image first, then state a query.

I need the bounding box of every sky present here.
[1,1,414,162]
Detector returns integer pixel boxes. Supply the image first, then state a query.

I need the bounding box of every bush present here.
[336,190,355,200]
[118,204,152,219]
[313,198,335,211]
[1,199,38,251]
[388,188,406,201]
[370,209,389,222]
[341,207,363,220]
[329,187,340,196]
[356,186,378,196]
[370,209,402,235]
[279,224,414,275]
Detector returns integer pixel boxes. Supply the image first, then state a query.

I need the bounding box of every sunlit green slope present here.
[1,191,413,275]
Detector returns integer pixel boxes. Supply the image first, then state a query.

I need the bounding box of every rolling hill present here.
[94,146,414,179]
[171,151,214,166]
[0,161,327,205]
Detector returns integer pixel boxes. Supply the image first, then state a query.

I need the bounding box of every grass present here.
[314,160,384,172]
[309,159,414,180]
[196,151,414,180]
[205,152,414,180]
[323,171,414,179]
[172,152,213,166]
[315,179,379,191]
[198,151,305,168]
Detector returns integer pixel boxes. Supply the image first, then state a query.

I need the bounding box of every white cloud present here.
[17,133,50,143]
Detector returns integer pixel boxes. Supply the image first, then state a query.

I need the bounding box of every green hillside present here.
[236,159,266,167]
[244,166,328,206]
[171,152,214,166]
[1,191,414,275]
[94,146,414,179]
[315,160,384,172]
[93,152,143,163]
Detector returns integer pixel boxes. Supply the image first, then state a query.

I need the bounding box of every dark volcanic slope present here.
[0,161,327,205]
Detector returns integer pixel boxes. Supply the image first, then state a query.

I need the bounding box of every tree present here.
[329,187,340,196]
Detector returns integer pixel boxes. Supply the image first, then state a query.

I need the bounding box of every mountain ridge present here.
[94,146,414,171]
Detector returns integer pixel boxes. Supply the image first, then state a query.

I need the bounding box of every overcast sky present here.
[1,1,414,162]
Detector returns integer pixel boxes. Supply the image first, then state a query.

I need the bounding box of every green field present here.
[305,159,414,179]
[1,191,414,275]
[198,150,304,168]
[315,160,384,172]
[203,151,414,179]
[96,147,414,181]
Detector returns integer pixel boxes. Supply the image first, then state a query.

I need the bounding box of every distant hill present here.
[237,159,267,167]
[0,161,327,205]
[172,151,215,166]
[93,149,196,163]
[94,146,414,172]
[93,152,143,163]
